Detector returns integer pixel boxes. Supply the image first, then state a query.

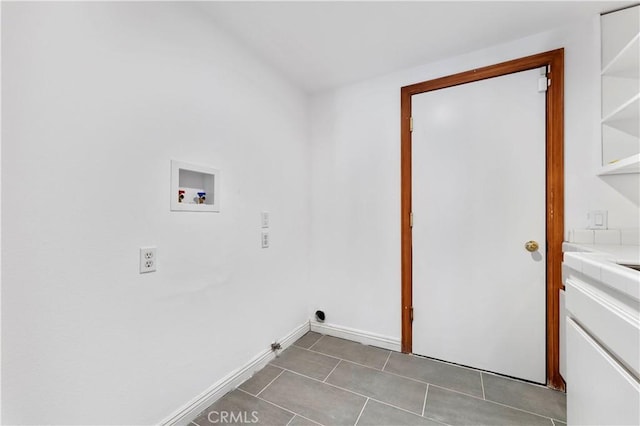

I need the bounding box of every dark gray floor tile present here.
[326,361,427,414]
[238,365,284,396]
[192,389,293,426]
[270,346,339,380]
[384,353,483,398]
[356,400,443,426]
[294,331,323,349]
[482,373,566,421]
[425,386,553,426]
[260,370,367,426]
[288,415,322,425]
[310,336,390,369]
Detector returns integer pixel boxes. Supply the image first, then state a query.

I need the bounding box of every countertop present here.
[563,242,640,265]
[563,242,640,302]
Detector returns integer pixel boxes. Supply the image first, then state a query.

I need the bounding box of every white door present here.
[412,68,547,383]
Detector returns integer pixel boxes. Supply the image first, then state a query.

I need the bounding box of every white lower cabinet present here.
[567,318,640,425]
[563,251,640,426]
[566,278,640,377]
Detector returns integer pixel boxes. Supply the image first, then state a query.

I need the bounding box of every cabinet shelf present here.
[599,152,640,175]
[600,5,639,172]
[602,34,640,78]
[601,93,640,137]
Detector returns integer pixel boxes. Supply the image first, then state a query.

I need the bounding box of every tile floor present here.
[191,332,566,426]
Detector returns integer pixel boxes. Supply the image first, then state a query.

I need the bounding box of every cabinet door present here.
[567,318,640,425]
[565,277,640,377]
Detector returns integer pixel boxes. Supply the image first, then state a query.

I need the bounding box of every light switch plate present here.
[587,210,608,230]
[261,211,269,228]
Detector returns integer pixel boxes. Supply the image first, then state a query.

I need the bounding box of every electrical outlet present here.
[139,247,157,273]
[261,231,269,248]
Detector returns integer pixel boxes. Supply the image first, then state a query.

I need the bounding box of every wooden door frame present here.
[400,49,565,390]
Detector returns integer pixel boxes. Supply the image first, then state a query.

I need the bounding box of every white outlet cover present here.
[261,211,270,228]
[140,247,157,273]
[261,231,269,248]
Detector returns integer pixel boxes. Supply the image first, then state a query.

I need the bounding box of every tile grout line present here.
[349,353,561,423]
[246,366,450,426]
[312,333,553,390]
[289,347,491,403]
[278,342,565,422]
[323,359,342,382]
[304,346,388,371]
[237,388,323,426]
[421,384,429,417]
[304,346,353,362]
[382,350,392,371]
[353,398,369,426]
[300,342,544,407]
[432,383,564,422]
[410,352,512,375]
[413,352,563,394]
[277,360,561,424]
[255,368,286,397]
[275,367,431,420]
[374,397,450,426]
[277,367,374,401]
[480,369,556,391]
[307,334,324,351]
[302,346,436,385]
[422,413,451,426]
[284,412,297,426]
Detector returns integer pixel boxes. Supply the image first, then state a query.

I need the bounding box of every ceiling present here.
[197,1,633,93]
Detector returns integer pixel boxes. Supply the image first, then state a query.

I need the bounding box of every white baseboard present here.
[161,321,310,426]
[310,321,401,352]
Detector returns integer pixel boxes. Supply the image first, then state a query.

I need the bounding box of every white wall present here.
[4,4,640,424]
[1,3,310,425]
[309,18,639,341]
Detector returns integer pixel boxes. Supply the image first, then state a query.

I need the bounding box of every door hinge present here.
[538,65,550,92]
[410,307,414,323]
[538,76,549,92]
[410,212,413,228]
[409,117,413,132]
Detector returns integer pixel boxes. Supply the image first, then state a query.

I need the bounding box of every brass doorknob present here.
[525,240,539,252]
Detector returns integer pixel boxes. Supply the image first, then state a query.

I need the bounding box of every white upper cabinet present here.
[600,5,640,175]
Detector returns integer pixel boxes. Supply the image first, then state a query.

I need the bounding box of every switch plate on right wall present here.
[587,210,608,230]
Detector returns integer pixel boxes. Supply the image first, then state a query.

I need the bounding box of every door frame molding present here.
[400,49,565,390]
